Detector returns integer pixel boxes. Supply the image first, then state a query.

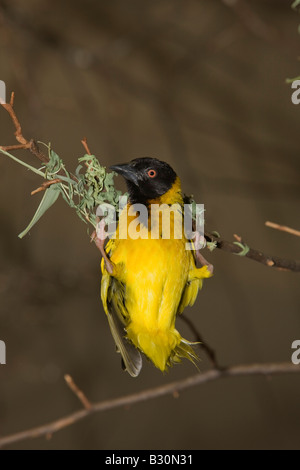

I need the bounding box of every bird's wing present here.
[177,276,201,315]
[177,261,212,315]
[101,260,142,377]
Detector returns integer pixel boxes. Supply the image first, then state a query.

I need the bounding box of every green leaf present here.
[0,148,45,178]
[104,172,116,188]
[211,231,221,238]
[75,164,84,179]
[207,241,217,252]
[286,76,300,84]
[18,185,61,239]
[47,150,63,173]
[55,174,76,185]
[233,241,250,257]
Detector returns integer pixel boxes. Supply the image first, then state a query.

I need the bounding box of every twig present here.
[31,179,62,196]
[81,137,93,169]
[64,374,92,410]
[265,221,300,238]
[233,233,242,243]
[0,361,298,448]
[81,137,92,156]
[205,232,300,272]
[180,313,219,369]
[0,94,71,173]
[1,92,27,145]
[0,92,49,164]
[0,143,31,151]
[1,94,79,184]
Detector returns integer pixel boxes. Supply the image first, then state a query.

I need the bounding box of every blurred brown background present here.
[0,0,299,450]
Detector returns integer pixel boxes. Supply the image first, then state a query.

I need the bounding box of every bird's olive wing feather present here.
[101,268,142,377]
[177,261,212,314]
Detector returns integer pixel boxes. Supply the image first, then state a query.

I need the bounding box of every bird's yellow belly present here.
[110,236,192,370]
[111,237,190,327]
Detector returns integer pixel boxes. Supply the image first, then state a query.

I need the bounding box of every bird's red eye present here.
[147,169,157,178]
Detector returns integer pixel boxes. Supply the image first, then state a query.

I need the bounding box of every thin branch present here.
[0,361,298,448]
[265,221,300,238]
[233,233,243,243]
[180,313,219,369]
[1,92,49,165]
[0,143,31,151]
[81,137,94,170]
[1,94,79,184]
[64,374,92,410]
[31,178,62,196]
[81,137,92,156]
[205,232,300,273]
[1,92,27,145]
[28,139,50,165]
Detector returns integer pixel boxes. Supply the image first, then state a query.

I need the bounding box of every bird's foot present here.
[193,231,214,274]
[91,219,114,274]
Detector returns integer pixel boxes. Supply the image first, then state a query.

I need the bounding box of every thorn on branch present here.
[233,233,242,243]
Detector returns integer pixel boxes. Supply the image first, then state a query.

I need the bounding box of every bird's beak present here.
[110,163,139,186]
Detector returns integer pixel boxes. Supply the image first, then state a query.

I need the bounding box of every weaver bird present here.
[93,158,213,376]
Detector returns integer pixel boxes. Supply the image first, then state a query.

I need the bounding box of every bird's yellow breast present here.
[111,235,191,330]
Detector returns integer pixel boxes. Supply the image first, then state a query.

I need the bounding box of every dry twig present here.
[64,374,92,410]
[0,93,78,189]
[205,232,300,273]
[81,137,92,156]
[0,361,298,448]
[31,178,62,196]
[0,92,49,164]
[265,221,300,238]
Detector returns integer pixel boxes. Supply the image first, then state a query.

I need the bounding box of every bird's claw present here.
[193,231,214,274]
[92,219,114,274]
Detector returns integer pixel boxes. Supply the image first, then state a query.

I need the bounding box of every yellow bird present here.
[93,158,213,376]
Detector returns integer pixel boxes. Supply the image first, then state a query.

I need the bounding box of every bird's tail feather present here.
[126,325,199,372]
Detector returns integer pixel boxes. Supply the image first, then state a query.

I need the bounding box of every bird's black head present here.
[110,157,177,205]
